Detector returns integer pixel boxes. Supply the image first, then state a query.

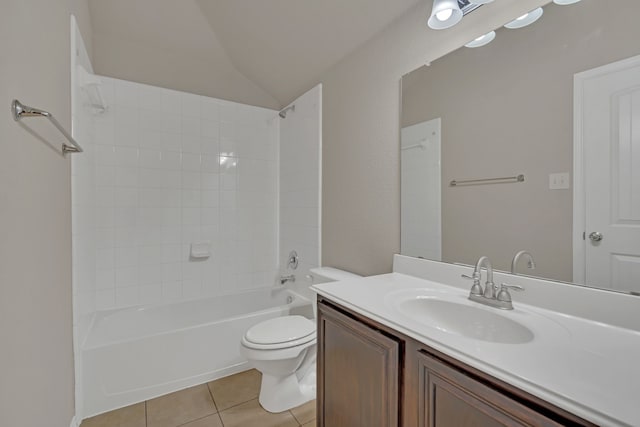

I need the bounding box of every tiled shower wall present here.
[86,77,279,310]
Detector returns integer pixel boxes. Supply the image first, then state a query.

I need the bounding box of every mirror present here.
[400,0,640,294]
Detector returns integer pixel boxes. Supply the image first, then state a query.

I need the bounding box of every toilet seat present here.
[242,315,316,350]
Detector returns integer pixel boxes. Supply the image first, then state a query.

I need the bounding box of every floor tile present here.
[208,369,261,411]
[290,400,316,425]
[219,399,299,427]
[178,413,223,427]
[301,421,316,427]
[147,384,217,427]
[80,402,145,427]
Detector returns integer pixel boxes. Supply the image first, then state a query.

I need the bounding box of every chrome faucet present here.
[463,256,524,310]
[511,250,536,275]
[280,274,295,285]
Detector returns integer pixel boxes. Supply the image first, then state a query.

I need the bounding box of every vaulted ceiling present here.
[89,0,422,107]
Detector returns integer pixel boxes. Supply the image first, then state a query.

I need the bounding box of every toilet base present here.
[258,362,316,413]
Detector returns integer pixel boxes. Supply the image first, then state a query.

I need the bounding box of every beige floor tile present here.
[80,402,145,427]
[208,369,261,411]
[290,400,316,425]
[178,413,223,427]
[219,399,299,427]
[301,421,316,427]
[147,384,217,427]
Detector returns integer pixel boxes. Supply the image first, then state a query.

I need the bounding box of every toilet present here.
[241,267,361,413]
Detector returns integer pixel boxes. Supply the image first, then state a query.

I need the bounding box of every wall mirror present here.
[400,0,640,295]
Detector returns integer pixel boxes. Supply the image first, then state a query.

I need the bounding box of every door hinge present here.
[583,231,586,240]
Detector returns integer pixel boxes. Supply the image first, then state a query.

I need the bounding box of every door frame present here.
[573,54,640,283]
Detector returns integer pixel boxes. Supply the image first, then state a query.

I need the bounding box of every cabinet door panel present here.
[418,351,564,427]
[318,302,400,427]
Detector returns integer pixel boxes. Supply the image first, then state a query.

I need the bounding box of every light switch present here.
[549,172,570,190]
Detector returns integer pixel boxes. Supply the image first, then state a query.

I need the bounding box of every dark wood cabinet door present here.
[317,301,400,427]
[418,351,568,427]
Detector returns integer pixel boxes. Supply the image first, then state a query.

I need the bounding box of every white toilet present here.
[241,267,361,413]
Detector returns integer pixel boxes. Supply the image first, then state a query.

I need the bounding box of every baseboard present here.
[69,415,81,427]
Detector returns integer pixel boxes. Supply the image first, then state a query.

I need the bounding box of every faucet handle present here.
[497,283,524,303]
[500,283,524,291]
[462,273,483,296]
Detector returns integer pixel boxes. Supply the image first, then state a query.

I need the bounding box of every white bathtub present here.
[82,287,311,417]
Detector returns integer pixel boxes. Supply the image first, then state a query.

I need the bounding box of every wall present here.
[0,1,92,426]
[401,0,640,282]
[279,85,323,285]
[88,0,280,110]
[320,0,550,276]
[92,36,280,110]
[79,77,279,311]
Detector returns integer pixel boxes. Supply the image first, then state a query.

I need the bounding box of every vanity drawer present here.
[417,350,591,427]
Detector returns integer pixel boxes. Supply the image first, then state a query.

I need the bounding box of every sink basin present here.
[397,297,534,344]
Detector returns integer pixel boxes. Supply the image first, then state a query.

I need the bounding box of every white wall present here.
[279,85,323,282]
[0,2,93,427]
[74,77,279,311]
[320,0,550,276]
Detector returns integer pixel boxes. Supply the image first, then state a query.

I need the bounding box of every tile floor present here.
[80,369,316,427]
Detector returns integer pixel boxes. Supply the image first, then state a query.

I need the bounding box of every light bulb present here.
[428,0,463,30]
[504,7,543,29]
[436,8,453,21]
[465,31,496,48]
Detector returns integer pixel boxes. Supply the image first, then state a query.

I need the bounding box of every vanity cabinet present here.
[317,300,400,427]
[317,297,596,427]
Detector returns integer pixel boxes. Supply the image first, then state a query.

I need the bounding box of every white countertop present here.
[312,273,640,427]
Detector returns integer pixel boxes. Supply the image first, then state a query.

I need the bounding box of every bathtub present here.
[81,287,311,417]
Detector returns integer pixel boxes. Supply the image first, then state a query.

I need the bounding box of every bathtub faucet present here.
[280,274,296,285]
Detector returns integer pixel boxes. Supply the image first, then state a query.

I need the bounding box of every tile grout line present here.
[205,382,225,427]
[173,412,221,427]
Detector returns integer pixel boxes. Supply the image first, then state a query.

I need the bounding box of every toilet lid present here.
[245,315,315,345]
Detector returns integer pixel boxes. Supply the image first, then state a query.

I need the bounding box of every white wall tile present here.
[115,80,140,107]
[116,266,138,287]
[139,85,163,111]
[161,89,182,114]
[139,149,163,169]
[140,284,163,305]
[79,76,280,311]
[116,287,139,307]
[181,153,201,171]
[96,289,116,310]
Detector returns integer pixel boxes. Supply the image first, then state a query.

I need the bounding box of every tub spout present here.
[280,274,295,285]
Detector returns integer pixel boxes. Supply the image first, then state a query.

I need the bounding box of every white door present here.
[578,56,640,293]
[401,118,441,261]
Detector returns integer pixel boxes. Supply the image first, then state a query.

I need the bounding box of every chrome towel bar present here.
[450,174,525,187]
[11,99,83,155]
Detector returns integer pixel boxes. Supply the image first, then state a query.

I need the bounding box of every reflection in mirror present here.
[400,0,640,294]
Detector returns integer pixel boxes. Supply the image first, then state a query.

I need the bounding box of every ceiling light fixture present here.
[504,7,543,29]
[553,0,581,4]
[464,31,496,48]
[428,0,463,30]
